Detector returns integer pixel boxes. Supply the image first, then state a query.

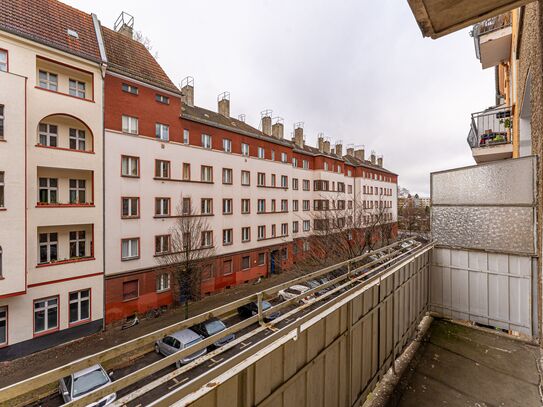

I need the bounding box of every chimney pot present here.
[217,91,230,117]
[354,148,365,161]
[293,122,304,148]
[317,135,324,152]
[377,156,383,167]
[114,12,134,39]
[335,143,343,157]
[261,110,272,136]
[370,152,376,165]
[272,118,284,139]
[181,76,194,107]
[347,147,354,156]
[323,140,331,154]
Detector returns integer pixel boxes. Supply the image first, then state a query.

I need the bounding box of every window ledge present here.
[34,86,95,103]
[68,318,91,328]
[153,177,213,184]
[35,144,95,154]
[0,208,6,211]
[257,185,289,190]
[121,256,140,262]
[36,203,94,208]
[153,214,214,219]
[36,257,95,268]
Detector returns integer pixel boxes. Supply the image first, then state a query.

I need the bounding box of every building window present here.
[271,174,276,186]
[281,223,288,236]
[69,179,86,204]
[121,238,139,260]
[0,172,4,207]
[241,227,250,242]
[257,199,266,213]
[122,83,138,94]
[0,105,4,140]
[155,197,170,216]
[155,160,170,178]
[122,197,139,218]
[324,162,329,171]
[38,178,58,204]
[241,143,249,156]
[348,185,353,194]
[201,263,214,280]
[182,197,191,215]
[258,252,266,265]
[281,199,288,212]
[121,155,139,177]
[241,199,250,214]
[68,79,86,98]
[271,199,276,212]
[183,129,190,144]
[258,147,265,159]
[38,70,58,91]
[156,273,170,291]
[38,123,57,147]
[281,175,288,188]
[281,152,287,163]
[293,221,299,233]
[222,229,233,245]
[34,297,58,334]
[292,178,298,190]
[69,289,90,324]
[69,128,86,150]
[257,172,265,186]
[0,306,6,345]
[292,157,298,167]
[69,230,86,258]
[282,248,288,260]
[202,133,212,149]
[122,115,138,134]
[201,165,213,182]
[257,225,265,240]
[303,160,309,169]
[271,150,275,161]
[155,235,171,254]
[223,138,232,153]
[0,246,2,278]
[155,123,169,141]
[182,163,191,181]
[201,198,213,214]
[303,220,310,231]
[303,200,310,211]
[122,280,139,300]
[241,256,250,270]
[201,231,213,248]
[39,232,57,263]
[0,50,6,72]
[241,170,250,186]
[223,198,233,215]
[222,168,233,184]
[156,94,169,104]
[223,260,233,275]
[271,225,276,237]
[302,179,310,191]
[303,240,310,252]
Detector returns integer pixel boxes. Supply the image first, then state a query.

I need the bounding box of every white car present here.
[278,284,313,303]
[59,364,116,406]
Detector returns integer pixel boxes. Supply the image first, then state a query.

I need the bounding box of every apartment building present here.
[0,0,106,357]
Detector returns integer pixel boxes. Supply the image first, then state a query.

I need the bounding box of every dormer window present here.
[122,83,138,95]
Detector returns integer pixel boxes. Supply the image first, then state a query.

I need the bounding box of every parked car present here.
[59,364,116,406]
[237,300,281,321]
[192,318,235,349]
[155,328,207,368]
[278,284,313,303]
[306,279,329,296]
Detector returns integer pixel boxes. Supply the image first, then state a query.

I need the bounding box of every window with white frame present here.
[271,199,276,212]
[302,200,310,211]
[0,105,4,140]
[281,223,288,236]
[69,289,90,324]
[271,224,276,237]
[241,143,249,156]
[34,297,58,333]
[258,147,265,159]
[202,133,212,149]
[155,235,170,254]
[68,79,86,98]
[241,227,250,242]
[122,83,138,94]
[303,220,310,232]
[293,199,299,211]
[121,238,139,260]
[303,160,309,169]
[182,197,191,215]
[281,175,288,188]
[122,197,139,218]
[201,198,213,214]
[0,306,6,345]
[292,221,299,233]
[201,231,213,247]
[241,170,250,186]
[38,70,58,91]
[38,123,57,147]
[302,179,310,191]
[69,179,86,204]
[69,230,86,258]
[324,162,329,171]
[0,172,4,207]
[223,138,232,153]
[183,129,190,144]
[241,199,250,214]
[271,150,275,161]
[257,172,265,186]
[155,197,170,216]
[222,229,233,245]
[222,168,233,184]
[348,185,353,194]
[39,178,58,204]
[270,174,276,186]
[155,160,170,178]
[201,165,213,182]
[0,50,7,72]
[122,115,138,134]
[156,94,169,104]
[281,152,287,163]
[281,199,288,212]
[39,232,57,263]
[121,155,139,177]
[155,123,169,141]
[69,128,86,150]
[303,240,310,252]
[292,178,298,190]
[257,225,265,240]
[292,157,298,167]
[156,272,170,291]
[257,199,265,213]
[223,198,233,214]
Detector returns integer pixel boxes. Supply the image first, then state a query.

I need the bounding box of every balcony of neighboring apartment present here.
[467,105,513,163]
[472,13,512,69]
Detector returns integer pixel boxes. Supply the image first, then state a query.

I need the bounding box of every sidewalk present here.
[0,270,303,388]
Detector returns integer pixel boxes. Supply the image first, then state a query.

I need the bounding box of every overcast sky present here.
[67,0,495,196]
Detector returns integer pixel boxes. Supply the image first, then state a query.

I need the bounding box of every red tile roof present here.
[0,0,101,62]
[101,27,180,94]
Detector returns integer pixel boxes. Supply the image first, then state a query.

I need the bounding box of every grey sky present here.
[67,0,495,196]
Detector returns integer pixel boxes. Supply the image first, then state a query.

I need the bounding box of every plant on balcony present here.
[493,135,505,143]
[499,118,512,129]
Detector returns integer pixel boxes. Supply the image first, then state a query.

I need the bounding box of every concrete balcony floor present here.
[388,320,542,407]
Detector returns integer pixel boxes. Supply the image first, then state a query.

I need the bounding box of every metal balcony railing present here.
[471,14,512,60]
[467,106,512,149]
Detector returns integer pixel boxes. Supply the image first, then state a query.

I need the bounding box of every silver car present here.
[155,328,207,368]
[59,364,116,406]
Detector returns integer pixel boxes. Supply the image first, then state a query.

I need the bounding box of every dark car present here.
[237,300,281,321]
[306,279,328,297]
[192,318,235,349]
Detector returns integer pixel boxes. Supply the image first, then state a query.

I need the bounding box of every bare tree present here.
[134,30,159,59]
[156,195,215,319]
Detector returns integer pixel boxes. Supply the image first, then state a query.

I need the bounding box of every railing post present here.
[257,292,263,324]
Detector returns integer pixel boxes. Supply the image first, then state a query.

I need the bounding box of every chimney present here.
[346,147,354,156]
[293,122,304,148]
[317,134,325,152]
[181,76,194,107]
[272,117,284,139]
[370,151,376,165]
[377,156,383,167]
[323,140,331,154]
[238,114,246,122]
[261,110,272,136]
[354,147,365,161]
[114,12,134,39]
[217,91,230,117]
[335,143,343,157]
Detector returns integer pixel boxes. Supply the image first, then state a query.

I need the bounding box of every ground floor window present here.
[223,260,233,275]
[0,306,6,345]
[156,272,170,292]
[258,252,266,266]
[123,280,139,301]
[241,255,250,270]
[34,297,58,334]
[69,289,90,324]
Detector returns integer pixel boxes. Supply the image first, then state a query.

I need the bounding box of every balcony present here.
[467,106,513,163]
[472,14,512,69]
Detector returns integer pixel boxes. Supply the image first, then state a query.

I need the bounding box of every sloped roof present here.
[0,0,101,62]
[101,26,180,94]
[343,154,397,175]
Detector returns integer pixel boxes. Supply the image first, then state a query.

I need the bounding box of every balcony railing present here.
[467,106,512,149]
[472,14,512,63]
